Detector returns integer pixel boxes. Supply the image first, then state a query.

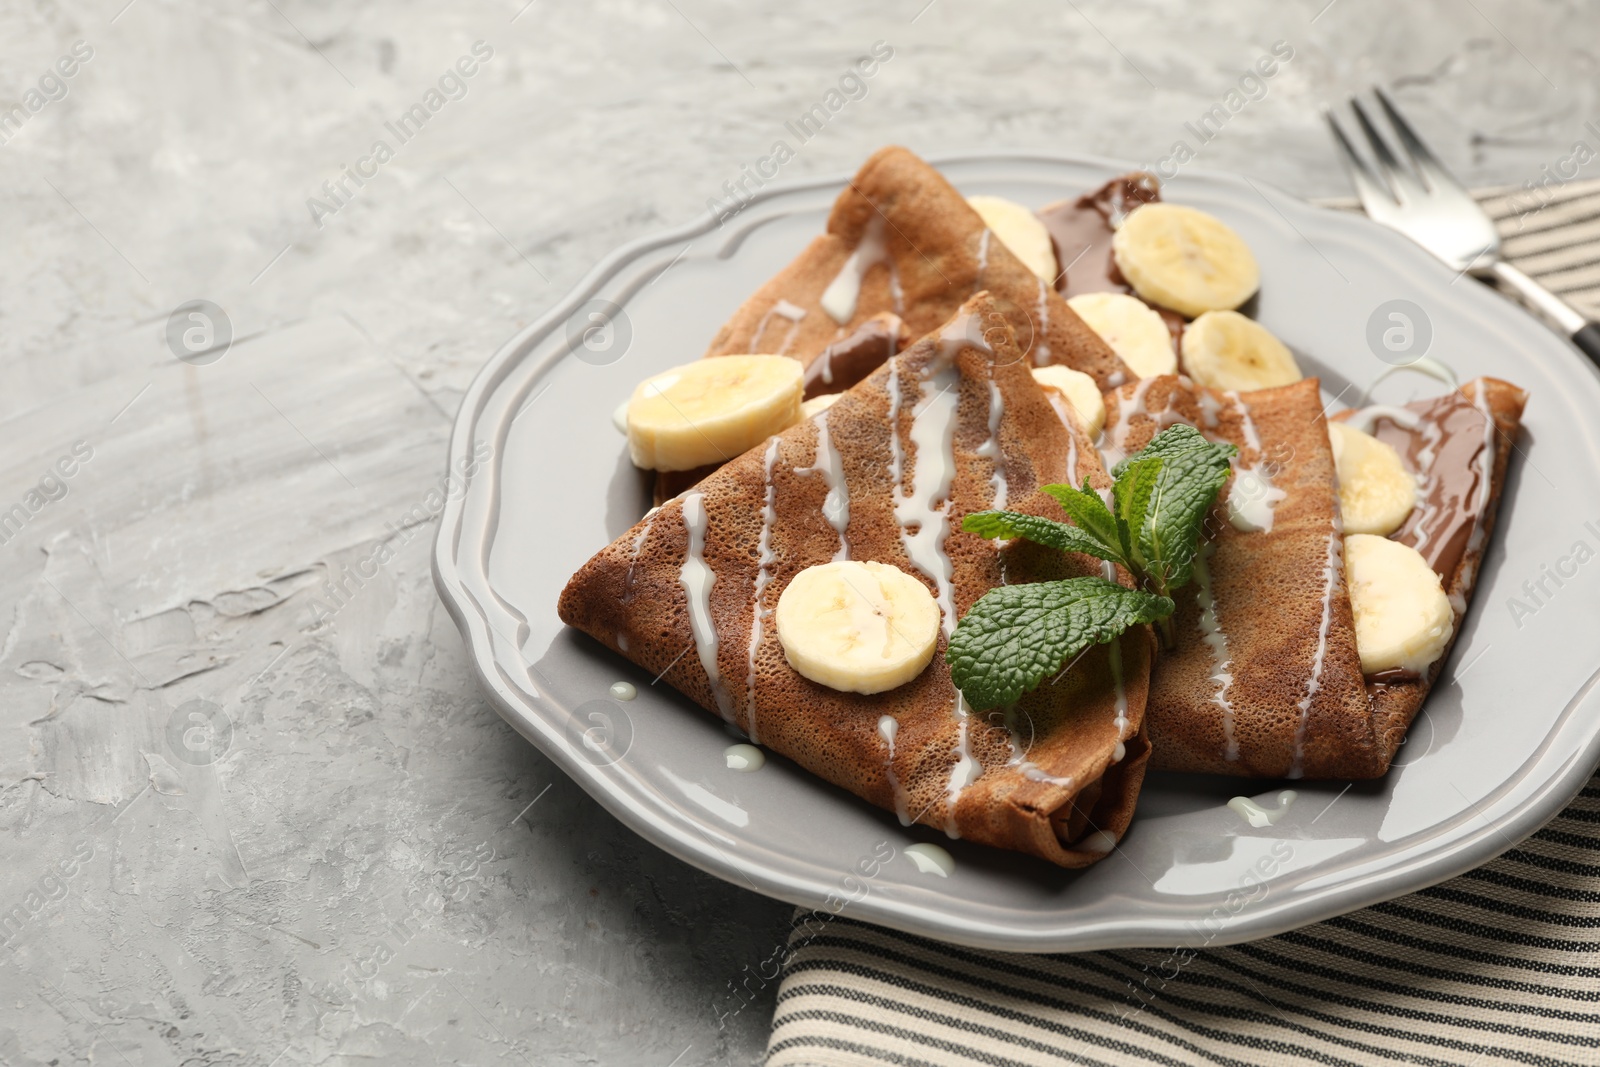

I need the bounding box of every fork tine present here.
[1324,107,1397,217]
[1373,87,1462,195]
[1349,97,1427,204]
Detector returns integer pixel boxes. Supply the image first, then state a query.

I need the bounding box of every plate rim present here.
[432,150,1600,952]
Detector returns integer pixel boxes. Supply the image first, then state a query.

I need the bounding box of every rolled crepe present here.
[1333,378,1528,763]
[561,293,1154,867]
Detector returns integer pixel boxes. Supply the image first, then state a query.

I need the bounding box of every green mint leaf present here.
[946,576,1173,710]
[1114,424,1237,593]
[1110,455,1162,569]
[961,510,1124,565]
[1038,481,1126,564]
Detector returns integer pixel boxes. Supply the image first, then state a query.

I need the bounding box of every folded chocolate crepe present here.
[652,148,1137,504]
[562,293,1155,867]
[1333,378,1527,763]
[1104,375,1376,778]
[1107,375,1526,779]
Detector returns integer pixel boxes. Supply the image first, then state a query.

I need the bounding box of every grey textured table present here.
[2,2,1596,1064]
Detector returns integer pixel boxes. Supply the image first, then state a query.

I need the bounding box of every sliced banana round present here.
[967,195,1058,282]
[1112,202,1260,316]
[1066,291,1177,378]
[1032,365,1106,439]
[1181,311,1301,392]
[1329,422,1417,537]
[627,354,803,471]
[775,561,941,695]
[801,393,842,418]
[1346,534,1454,676]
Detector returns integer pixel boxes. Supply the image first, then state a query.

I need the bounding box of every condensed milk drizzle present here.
[821,214,890,324]
[743,438,780,742]
[1289,518,1343,779]
[797,411,851,560]
[679,491,735,722]
[751,299,807,355]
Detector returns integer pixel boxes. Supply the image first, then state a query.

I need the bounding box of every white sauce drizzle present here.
[903,842,955,876]
[751,299,807,355]
[1033,275,1053,367]
[1102,560,1130,746]
[1225,390,1286,534]
[1467,380,1495,557]
[821,214,889,324]
[743,439,780,743]
[623,507,660,602]
[679,491,736,722]
[893,314,991,837]
[1228,789,1297,827]
[1288,517,1343,779]
[878,715,910,825]
[974,228,992,290]
[975,379,1008,513]
[1193,546,1239,761]
[1002,707,1074,788]
[1099,375,1158,468]
[797,411,851,560]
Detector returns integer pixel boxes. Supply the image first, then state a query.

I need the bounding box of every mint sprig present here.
[948,423,1237,710]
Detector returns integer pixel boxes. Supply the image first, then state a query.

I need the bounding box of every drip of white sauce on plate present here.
[724,744,765,772]
[612,399,630,434]
[679,491,736,722]
[609,681,637,701]
[1228,790,1297,827]
[821,215,889,324]
[744,438,781,742]
[903,842,955,876]
[1288,518,1343,779]
[1078,830,1118,854]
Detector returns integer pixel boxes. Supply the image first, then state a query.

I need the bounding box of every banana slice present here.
[627,354,803,471]
[801,393,841,418]
[1180,311,1302,392]
[1032,365,1106,439]
[1066,292,1177,378]
[1346,534,1454,676]
[775,561,941,694]
[967,195,1057,282]
[1329,422,1417,536]
[1111,202,1260,316]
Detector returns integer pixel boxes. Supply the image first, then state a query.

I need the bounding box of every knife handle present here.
[1490,261,1600,368]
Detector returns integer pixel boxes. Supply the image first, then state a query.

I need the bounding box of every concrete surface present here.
[1,1,1595,1064]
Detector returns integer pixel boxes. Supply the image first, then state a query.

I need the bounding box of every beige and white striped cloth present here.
[764,180,1600,1067]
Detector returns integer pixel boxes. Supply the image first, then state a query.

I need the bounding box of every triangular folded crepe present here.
[561,293,1154,866]
[1103,376,1375,778]
[705,145,1130,388]
[1107,375,1526,779]
[653,147,1132,505]
[1333,378,1527,762]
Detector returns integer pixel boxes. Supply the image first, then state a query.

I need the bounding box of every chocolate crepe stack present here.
[561,293,1154,867]
[655,146,1132,503]
[1105,374,1526,779]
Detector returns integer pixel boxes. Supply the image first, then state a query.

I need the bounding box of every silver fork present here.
[1326,87,1600,365]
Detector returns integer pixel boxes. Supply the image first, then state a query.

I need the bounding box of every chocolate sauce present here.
[802,311,908,399]
[1355,391,1493,586]
[1036,172,1185,344]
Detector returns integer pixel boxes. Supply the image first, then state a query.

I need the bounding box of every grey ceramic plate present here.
[433,153,1600,952]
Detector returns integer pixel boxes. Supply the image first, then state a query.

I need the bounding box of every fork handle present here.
[1489,261,1600,366]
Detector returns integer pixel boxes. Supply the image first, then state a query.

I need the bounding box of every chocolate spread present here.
[1036,172,1185,344]
[802,311,908,399]
[1357,391,1493,586]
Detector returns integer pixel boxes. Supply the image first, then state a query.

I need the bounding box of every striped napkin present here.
[764,179,1600,1067]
